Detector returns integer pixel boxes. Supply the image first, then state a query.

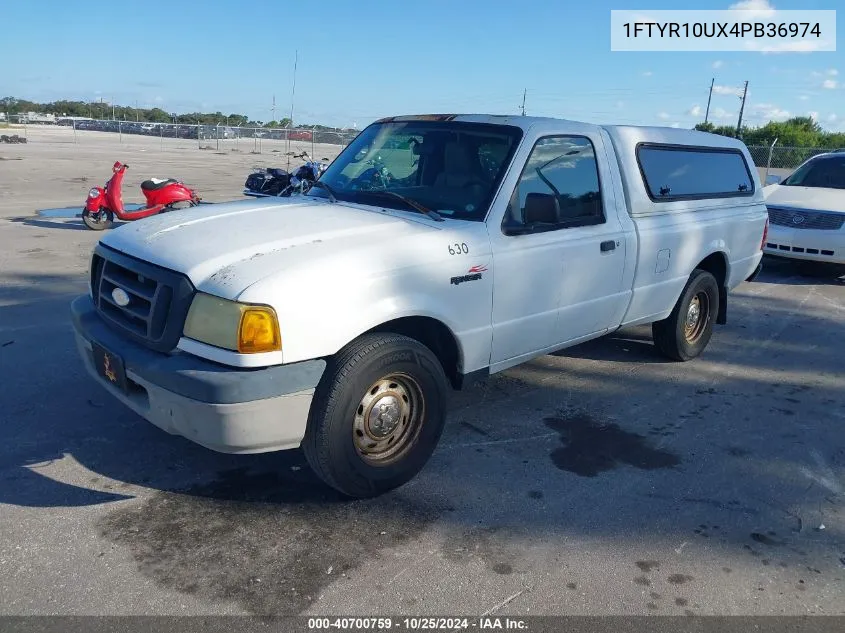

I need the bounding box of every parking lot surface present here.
[1,129,844,616]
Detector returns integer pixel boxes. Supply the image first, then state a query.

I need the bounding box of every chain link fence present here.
[36,118,361,153]
[746,144,836,182]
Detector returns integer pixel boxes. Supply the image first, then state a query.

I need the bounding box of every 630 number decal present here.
[448,243,469,255]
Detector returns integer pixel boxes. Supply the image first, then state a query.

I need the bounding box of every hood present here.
[763,184,845,214]
[100,197,445,299]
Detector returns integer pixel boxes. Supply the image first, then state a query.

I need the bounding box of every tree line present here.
[695,116,845,148]
[0,96,348,131]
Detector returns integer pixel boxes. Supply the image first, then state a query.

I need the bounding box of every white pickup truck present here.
[71,114,767,498]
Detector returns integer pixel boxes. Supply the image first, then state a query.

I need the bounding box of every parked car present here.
[763,152,845,277]
[70,114,767,498]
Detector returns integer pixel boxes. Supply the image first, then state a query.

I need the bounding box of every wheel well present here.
[367,317,463,389]
[695,252,728,324]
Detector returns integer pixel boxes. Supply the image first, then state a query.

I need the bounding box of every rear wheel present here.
[164,200,195,212]
[652,269,720,361]
[302,333,449,499]
[81,208,113,230]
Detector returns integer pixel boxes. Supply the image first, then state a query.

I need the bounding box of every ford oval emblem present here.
[792,215,805,225]
[111,287,130,307]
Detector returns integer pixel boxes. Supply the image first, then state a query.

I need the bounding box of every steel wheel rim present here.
[684,291,710,343]
[86,210,106,224]
[352,373,424,465]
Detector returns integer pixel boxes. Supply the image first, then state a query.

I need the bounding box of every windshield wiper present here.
[308,180,338,203]
[361,190,444,222]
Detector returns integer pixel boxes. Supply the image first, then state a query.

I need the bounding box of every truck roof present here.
[372,113,749,151]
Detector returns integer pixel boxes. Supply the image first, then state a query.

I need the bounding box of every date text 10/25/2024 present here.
[307,617,528,630]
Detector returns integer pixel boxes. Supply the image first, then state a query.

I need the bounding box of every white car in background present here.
[763,151,845,278]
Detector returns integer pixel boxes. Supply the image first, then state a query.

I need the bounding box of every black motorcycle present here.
[243,151,329,198]
[243,167,291,197]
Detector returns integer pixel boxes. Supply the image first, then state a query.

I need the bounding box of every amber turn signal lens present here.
[237,307,281,353]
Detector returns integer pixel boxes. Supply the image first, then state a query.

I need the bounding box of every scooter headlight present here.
[88,188,100,198]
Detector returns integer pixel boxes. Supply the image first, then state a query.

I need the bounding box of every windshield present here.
[782,155,845,190]
[307,120,523,220]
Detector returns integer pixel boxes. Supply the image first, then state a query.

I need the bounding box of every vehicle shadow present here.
[9,216,90,231]
[2,271,844,615]
[755,255,845,286]
[552,325,668,364]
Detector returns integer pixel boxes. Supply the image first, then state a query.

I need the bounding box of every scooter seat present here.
[141,178,178,191]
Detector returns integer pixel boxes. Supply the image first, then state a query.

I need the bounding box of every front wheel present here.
[81,208,113,230]
[302,333,450,498]
[652,269,720,361]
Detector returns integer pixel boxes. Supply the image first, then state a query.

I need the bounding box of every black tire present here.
[302,333,450,499]
[795,260,845,279]
[81,208,113,230]
[652,269,720,361]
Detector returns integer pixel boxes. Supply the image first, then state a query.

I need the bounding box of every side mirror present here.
[765,175,781,186]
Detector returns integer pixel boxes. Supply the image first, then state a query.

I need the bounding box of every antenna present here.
[520,89,526,116]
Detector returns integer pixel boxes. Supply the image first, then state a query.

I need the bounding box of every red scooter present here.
[82,161,200,230]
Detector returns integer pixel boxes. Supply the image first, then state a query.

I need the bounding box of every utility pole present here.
[271,94,276,125]
[704,77,714,124]
[288,49,298,153]
[289,50,298,128]
[520,89,526,116]
[735,80,748,138]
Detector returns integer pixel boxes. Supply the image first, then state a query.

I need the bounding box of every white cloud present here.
[828,114,838,123]
[828,69,839,76]
[712,60,724,69]
[658,112,671,120]
[642,71,653,77]
[728,0,776,17]
[713,84,743,96]
[822,79,838,89]
[670,123,681,128]
[750,103,791,121]
[712,107,735,120]
[154,96,164,103]
[799,95,810,101]
[808,111,819,121]
[687,105,703,117]
[616,101,625,109]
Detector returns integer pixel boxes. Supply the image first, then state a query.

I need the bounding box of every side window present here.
[637,145,754,200]
[503,136,604,233]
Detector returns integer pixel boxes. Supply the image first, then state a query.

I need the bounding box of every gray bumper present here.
[71,295,325,454]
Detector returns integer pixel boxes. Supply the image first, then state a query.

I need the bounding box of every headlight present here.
[88,188,100,198]
[183,293,281,354]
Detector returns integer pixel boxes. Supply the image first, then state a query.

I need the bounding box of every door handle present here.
[600,240,616,252]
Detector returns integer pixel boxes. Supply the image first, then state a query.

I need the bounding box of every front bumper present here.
[764,224,845,265]
[71,295,326,454]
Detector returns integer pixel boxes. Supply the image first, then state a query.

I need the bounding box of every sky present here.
[1,0,842,131]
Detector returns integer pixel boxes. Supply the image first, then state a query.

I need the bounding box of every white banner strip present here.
[610,10,836,52]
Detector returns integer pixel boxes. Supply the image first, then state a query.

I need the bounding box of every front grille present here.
[90,244,195,353]
[767,206,845,230]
